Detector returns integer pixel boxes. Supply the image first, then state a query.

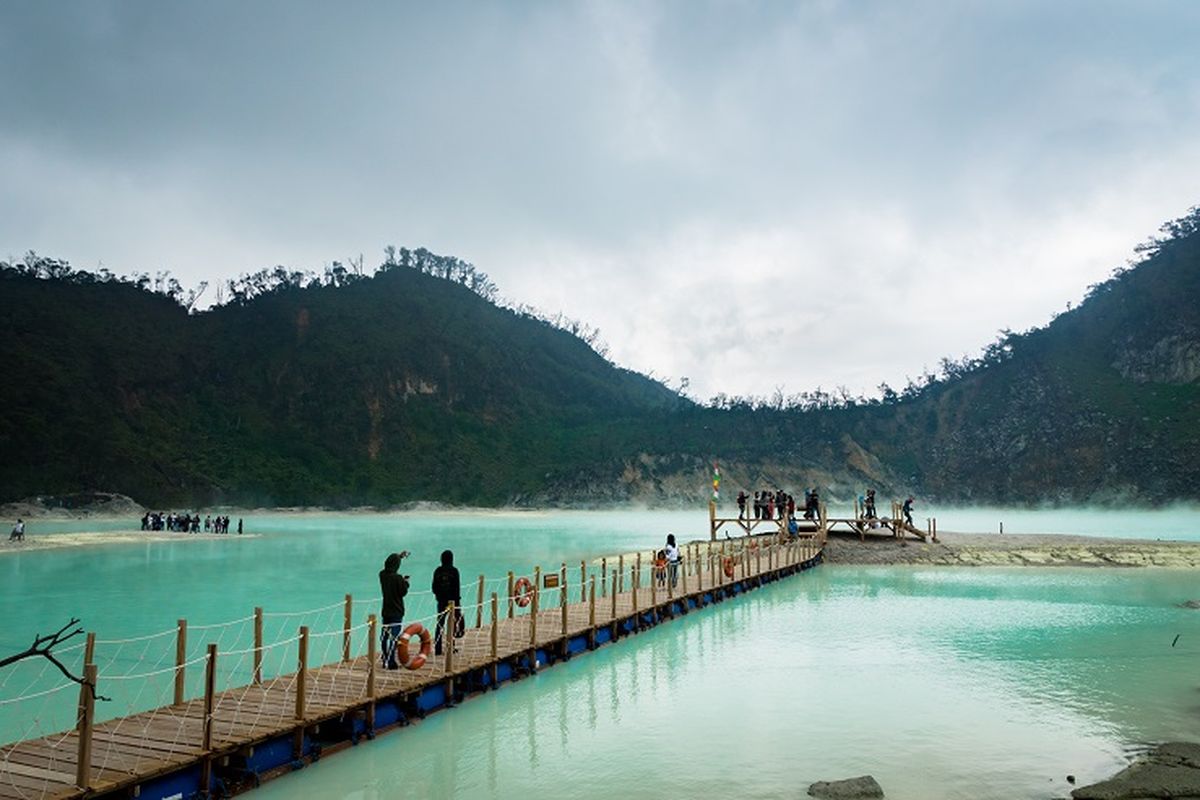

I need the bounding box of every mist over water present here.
[3,508,1200,799]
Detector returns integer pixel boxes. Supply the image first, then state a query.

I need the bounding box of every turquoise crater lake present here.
[2,508,1200,799]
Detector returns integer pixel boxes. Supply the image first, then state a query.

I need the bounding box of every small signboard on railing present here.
[543,574,560,589]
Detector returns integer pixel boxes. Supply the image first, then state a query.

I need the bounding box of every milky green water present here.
[3,509,1200,799]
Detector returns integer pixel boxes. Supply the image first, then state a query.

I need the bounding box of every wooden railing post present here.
[632,557,639,616]
[560,572,569,639]
[680,550,688,597]
[651,552,658,600]
[253,607,263,685]
[292,628,307,729]
[74,663,97,790]
[610,572,618,622]
[367,614,377,730]
[490,593,499,686]
[507,571,515,619]
[445,602,456,673]
[174,619,187,706]
[601,557,607,597]
[580,560,587,603]
[83,632,96,667]
[529,574,540,672]
[490,593,499,662]
[476,575,485,628]
[588,576,596,628]
[618,554,625,592]
[199,644,217,791]
[342,594,353,663]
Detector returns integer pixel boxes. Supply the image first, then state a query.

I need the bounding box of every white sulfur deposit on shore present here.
[823,529,1200,568]
[0,530,256,554]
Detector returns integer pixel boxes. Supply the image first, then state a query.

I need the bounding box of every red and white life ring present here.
[397,623,432,670]
[513,576,535,608]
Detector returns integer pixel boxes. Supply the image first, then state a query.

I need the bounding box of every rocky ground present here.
[1072,742,1200,799]
[822,529,1200,568]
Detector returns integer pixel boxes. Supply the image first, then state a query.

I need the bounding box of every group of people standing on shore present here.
[141,512,242,534]
[378,548,464,670]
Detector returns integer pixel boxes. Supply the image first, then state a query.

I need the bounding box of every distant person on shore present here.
[379,551,410,669]
[237,518,243,535]
[9,519,24,542]
[736,491,747,520]
[864,489,877,520]
[432,549,462,657]
[902,496,914,527]
[665,534,680,589]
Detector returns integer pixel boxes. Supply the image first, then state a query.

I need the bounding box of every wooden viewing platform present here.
[710,499,937,543]
[0,535,822,800]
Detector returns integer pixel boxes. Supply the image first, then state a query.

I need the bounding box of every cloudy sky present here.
[3,1,1198,400]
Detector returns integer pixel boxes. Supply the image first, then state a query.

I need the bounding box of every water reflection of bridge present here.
[0,535,821,800]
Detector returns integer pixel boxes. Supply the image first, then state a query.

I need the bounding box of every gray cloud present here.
[2,1,1198,399]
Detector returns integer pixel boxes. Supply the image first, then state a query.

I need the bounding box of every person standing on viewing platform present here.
[379,551,410,669]
[737,491,747,519]
[864,489,877,519]
[903,496,915,527]
[665,534,681,589]
[432,549,461,656]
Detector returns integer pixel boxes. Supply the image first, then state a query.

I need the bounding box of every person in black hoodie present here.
[432,549,461,656]
[379,551,410,669]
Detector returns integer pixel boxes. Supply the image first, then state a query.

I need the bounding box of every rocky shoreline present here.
[823,530,1200,568]
[1072,742,1200,799]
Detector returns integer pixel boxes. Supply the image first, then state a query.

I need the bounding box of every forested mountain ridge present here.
[2,209,1197,509]
[0,258,677,506]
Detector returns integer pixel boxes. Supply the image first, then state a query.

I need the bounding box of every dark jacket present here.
[379,553,409,621]
[431,550,461,604]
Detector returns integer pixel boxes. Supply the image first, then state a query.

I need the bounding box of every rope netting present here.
[89,650,212,780]
[0,680,83,800]
[0,535,811,799]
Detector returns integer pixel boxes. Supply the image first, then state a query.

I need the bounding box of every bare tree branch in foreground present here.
[0,618,109,700]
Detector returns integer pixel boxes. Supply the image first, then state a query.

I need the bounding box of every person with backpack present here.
[432,549,462,656]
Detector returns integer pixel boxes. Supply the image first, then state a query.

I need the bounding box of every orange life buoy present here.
[397,623,432,670]
[722,556,735,578]
[513,576,535,608]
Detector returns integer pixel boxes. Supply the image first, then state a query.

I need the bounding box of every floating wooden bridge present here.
[0,534,822,800]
